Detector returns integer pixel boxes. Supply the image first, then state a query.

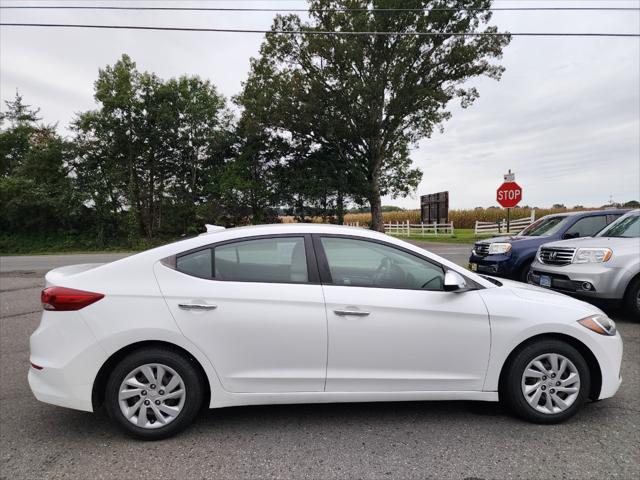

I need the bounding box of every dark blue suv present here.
[468,209,628,282]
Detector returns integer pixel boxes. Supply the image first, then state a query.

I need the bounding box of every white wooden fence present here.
[474,210,536,235]
[384,220,455,237]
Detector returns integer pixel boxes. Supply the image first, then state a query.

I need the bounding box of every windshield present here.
[596,214,640,238]
[519,216,569,237]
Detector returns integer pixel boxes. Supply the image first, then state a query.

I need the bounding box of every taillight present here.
[41,286,104,311]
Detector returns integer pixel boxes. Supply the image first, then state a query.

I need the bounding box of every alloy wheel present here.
[118,363,186,429]
[521,353,580,414]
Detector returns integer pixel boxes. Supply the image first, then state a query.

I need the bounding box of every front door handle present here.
[178,303,217,311]
[333,309,370,317]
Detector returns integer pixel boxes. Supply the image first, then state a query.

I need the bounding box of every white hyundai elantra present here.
[29,224,623,439]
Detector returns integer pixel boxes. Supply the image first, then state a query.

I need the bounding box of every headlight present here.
[488,243,512,255]
[578,314,616,336]
[573,248,612,264]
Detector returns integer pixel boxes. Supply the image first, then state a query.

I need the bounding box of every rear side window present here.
[214,237,308,283]
[176,248,212,279]
[565,216,608,238]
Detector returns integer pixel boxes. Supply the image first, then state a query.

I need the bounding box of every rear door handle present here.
[178,303,217,311]
[333,309,370,317]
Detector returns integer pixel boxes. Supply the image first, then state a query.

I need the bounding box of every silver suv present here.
[529,209,640,316]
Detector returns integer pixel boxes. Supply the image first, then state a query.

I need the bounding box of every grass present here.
[388,228,495,244]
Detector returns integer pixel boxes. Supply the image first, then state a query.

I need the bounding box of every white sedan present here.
[29,224,623,439]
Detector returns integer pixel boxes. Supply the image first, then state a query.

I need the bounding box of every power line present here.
[1,23,638,37]
[1,5,638,12]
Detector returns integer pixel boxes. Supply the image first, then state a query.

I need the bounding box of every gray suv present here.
[529,209,640,316]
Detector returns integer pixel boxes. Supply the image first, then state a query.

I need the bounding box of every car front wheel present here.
[519,262,532,283]
[105,348,203,440]
[624,277,640,319]
[502,339,590,424]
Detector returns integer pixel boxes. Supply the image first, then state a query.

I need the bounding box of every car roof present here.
[543,208,629,218]
[215,222,375,235]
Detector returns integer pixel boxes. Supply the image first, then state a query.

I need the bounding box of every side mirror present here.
[444,270,468,292]
[562,232,578,240]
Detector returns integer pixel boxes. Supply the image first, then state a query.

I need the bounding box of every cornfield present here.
[343,207,589,229]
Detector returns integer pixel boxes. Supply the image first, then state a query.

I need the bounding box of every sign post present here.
[496,170,522,233]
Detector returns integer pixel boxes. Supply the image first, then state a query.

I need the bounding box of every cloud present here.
[1,0,638,209]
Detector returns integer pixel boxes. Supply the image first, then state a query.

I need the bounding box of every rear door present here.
[154,234,327,393]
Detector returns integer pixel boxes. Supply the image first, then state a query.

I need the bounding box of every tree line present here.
[1,0,509,247]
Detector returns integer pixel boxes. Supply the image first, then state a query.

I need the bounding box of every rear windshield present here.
[519,216,568,237]
[596,214,640,238]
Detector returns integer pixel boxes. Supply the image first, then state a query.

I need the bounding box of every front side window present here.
[597,214,640,238]
[214,237,308,283]
[565,216,608,238]
[320,237,444,290]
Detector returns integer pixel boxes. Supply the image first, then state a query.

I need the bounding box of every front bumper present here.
[529,261,624,301]
[28,311,107,412]
[589,330,624,400]
[468,253,517,278]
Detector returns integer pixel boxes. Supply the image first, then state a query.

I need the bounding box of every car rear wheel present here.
[502,339,590,424]
[105,348,203,440]
[624,277,640,319]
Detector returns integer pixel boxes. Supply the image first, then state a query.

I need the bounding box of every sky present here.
[1,0,639,210]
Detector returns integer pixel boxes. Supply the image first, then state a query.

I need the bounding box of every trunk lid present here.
[44,264,106,287]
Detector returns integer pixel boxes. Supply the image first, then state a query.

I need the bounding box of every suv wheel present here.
[105,348,203,440]
[624,277,640,319]
[502,339,590,424]
[519,263,532,283]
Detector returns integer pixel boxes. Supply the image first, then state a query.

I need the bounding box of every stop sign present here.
[497,182,522,208]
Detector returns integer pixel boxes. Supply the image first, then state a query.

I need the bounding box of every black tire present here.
[623,277,640,319]
[519,262,532,283]
[501,339,590,424]
[105,348,203,440]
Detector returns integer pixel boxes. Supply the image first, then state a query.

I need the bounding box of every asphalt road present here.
[1,248,638,479]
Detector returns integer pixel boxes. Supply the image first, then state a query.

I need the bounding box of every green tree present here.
[0,93,82,235]
[243,0,510,230]
[73,55,232,240]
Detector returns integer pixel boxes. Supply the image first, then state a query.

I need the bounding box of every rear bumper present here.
[28,311,107,412]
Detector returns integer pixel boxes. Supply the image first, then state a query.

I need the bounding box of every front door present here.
[315,235,490,392]
[154,235,327,393]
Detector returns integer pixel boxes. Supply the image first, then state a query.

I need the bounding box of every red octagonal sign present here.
[497,182,522,208]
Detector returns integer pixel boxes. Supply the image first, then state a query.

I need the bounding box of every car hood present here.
[485,276,602,316]
[540,236,633,249]
[477,236,544,247]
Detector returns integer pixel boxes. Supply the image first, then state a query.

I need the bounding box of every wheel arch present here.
[497,333,602,401]
[514,253,536,279]
[91,340,211,411]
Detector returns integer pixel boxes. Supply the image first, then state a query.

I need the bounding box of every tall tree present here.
[0,92,42,176]
[73,55,232,239]
[244,0,510,230]
[0,93,82,235]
